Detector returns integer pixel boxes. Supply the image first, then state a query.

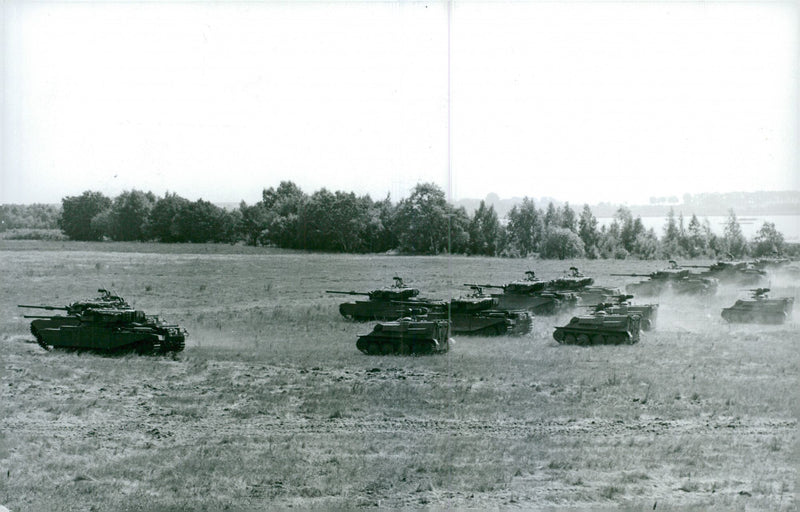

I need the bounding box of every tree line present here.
[17,182,792,259]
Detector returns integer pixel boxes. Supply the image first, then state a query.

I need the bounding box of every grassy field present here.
[1,241,797,511]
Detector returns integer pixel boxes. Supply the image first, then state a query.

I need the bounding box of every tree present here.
[261,181,307,248]
[105,190,155,241]
[661,207,683,258]
[145,193,191,242]
[173,199,234,243]
[614,207,646,256]
[237,201,270,246]
[543,202,559,231]
[578,204,599,258]
[686,214,709,257]
[468,200,501,256]
[540,227,585,259]
[559,202,577,232]
[361,194,397,253]
[448,206,471,254]
[752,221,784,257]
[395,183,452,254]
[722,209,748,258]
[633,228,660,260]
[60,191,112,241]
[506,197,543,257]
[300,189,369,252]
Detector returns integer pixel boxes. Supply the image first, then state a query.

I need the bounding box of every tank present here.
[421,286,533,336]
[591,294,659,331]
[685,259,768,286]
[547,267,595,291]
[546,267,622,305]
[20,300,187,354]
[612,260,718,296]
[327,277,426,320]
[720,288,794,324]
[356,317,452,355]
[466,271,579,315]
[751,256,792,270]
[553,311,642,345]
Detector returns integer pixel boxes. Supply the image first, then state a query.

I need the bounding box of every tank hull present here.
[553,314,641,345]
[626,278,717,297]
[356,319,451,355]
[493,292,578,315]
[721,298,794,324]
[338,299,431,321]
[30,315,186,354]
[448,310,532,336]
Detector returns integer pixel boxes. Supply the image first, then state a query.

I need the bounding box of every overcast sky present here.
[2,1,798,206]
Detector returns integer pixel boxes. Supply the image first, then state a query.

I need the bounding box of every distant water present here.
[597,214,800,242]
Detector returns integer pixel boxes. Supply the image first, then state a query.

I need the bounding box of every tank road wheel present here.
[553,330,566,344]
[366,342,382,355]
[412,341,432,355]
[398,341,412,355]
[30,324,49,351]
[380,342,395,355]
[641,319,652,331]
[591,334,605,345]
[576,334,590,345]
[564,334,577,344]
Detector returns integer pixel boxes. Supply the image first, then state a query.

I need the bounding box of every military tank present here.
[720,288,794,324]
[591,294,659,331]
[685,259,767,286]
[611,261,718,296]
[327,277,428,320]
[546,267,622,305]
[466,271,578,315]
[419,286,533,336]
[547,267,595,291]
[751,255,792,270]
[356,317,451,355]
[553,311,642,345]
[19,295,187,354]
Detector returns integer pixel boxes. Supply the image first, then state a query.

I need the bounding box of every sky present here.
[1,1,798,206]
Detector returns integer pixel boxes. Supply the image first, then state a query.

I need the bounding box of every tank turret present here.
[720,288,794,324]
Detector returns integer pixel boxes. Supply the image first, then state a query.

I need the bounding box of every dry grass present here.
[0,241,797,510]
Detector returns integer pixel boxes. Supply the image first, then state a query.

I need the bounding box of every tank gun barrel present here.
[18,304,69,311]
[609,273,651,277]
[325,290,371,296]
[682,264,711,268]
[23,314,66,319]
[463,283,505,290]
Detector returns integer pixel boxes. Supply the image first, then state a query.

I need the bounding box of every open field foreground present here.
[1,241,798,511]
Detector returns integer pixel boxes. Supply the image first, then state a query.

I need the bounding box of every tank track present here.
[721,311,787,324]
[356,335,446,355]
[553,329,635,345]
